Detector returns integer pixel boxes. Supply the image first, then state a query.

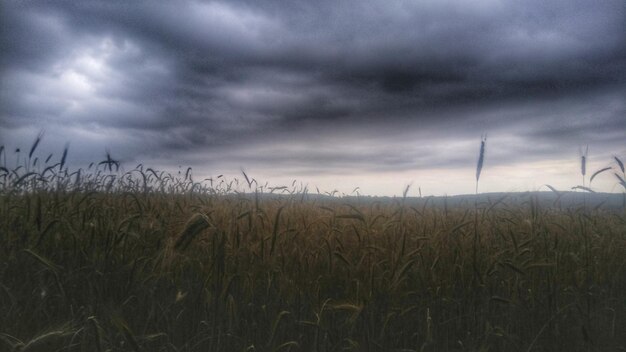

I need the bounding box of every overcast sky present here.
[1,0,625,195]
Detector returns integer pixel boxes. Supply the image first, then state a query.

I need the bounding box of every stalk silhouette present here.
[473,135,487,287]
[580,145,588,187]
[475,135,487,194]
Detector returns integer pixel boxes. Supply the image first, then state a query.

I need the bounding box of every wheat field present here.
[1,143,625,351]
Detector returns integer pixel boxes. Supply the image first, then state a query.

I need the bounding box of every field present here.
[1,149,626,351]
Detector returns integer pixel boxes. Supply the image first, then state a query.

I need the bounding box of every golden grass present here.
[0,140,625,351]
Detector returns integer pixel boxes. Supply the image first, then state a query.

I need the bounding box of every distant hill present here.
[240,190,626,210]
[348,191,626,210]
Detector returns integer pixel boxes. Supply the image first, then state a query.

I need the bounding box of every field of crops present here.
[1,147,625,351]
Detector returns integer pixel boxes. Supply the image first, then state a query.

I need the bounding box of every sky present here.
[1,0,625,196]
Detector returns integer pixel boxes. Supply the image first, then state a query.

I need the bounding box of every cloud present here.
[1,0,624,194]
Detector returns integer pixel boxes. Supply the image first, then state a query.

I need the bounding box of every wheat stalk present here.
[475,135,487,194]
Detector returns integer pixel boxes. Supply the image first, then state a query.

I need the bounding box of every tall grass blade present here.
[615,156,625,174]
[22,327,75,351]
[0,333,23,350]
[23,249,62,273]
[241,168,256,188]
[571,185,595,193]
[272,341,299,352]
[99,150,119,172]
[590,167,611,184]
[476,136,487,193]
[580,145,588,186]
[544,184,560,194]
[12,172,37,187]
[112,316,141,352]
[29,131,44,159]
[60,143,69,170]
[174,213,211,251]
[615,173,626,189]
[270,206,285,256]
[87,316,103,352]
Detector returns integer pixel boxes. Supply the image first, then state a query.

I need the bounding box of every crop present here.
[0,140,625,351]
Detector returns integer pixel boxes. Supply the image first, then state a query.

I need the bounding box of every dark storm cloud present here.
[1,0,625,190]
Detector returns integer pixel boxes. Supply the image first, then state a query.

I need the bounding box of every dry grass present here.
[0,141,625,351]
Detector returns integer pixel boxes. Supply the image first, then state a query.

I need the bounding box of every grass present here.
[0,142,625,351]
[475,135,486,195]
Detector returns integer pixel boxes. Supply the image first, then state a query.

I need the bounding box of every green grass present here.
[1,147,625,351]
